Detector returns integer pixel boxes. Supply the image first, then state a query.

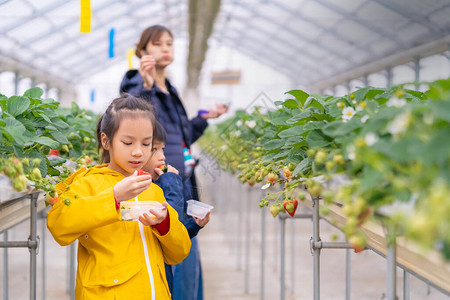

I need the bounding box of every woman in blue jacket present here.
[120,25,227,300]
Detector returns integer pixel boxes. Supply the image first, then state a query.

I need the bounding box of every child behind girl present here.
[144,121,210,299]
[47,94,191,300]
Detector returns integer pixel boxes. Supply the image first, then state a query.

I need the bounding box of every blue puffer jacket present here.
[120,70,208,181]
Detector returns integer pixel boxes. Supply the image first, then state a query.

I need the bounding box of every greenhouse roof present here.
[0,0,449,91]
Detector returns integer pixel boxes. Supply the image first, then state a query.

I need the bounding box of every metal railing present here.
[205,170,450,300]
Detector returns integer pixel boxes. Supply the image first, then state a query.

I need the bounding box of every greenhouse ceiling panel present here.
[0,0,449,88]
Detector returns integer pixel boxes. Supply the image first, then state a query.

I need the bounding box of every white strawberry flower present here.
[236,120,243,127]
[245,120,256,128]
[360,115,369,123]
[387,111,411,137]
[342,107,355,122]
[386,96,407,108]
[365,132,379,146]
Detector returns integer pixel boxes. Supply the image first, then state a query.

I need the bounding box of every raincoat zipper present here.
[135,196,156,300]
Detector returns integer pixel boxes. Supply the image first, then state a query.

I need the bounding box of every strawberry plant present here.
[0,87,99,204]
[198,79,450,259]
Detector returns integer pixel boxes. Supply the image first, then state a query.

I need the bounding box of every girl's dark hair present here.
[136,25,173,59]
[96,93,156,163]
[154,121,167,144]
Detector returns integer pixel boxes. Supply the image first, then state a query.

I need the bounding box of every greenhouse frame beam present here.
[28,4,166,80]
[306,34,450,92]
[221,37,298,84]
[24,0,132,46]
[0,0,73,34]
[314,0,408,48]
[70,21,187,81]
[218,34,308,83]
[219,16,335,78]
[372,0,445,34]
[270,0,374,55]
[0,54,76,95]
[236,2,354,64]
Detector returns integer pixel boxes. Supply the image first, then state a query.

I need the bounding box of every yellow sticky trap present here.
[127,48,136,70]
[80,0,91,33]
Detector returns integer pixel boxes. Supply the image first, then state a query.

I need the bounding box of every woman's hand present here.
[139,201,168,226]
[193,211,210,227]
[201,103,230,119]
[113,171,152,202]
[138,54,156,89]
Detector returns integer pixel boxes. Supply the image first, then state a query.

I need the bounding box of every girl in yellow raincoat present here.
[47,94,191,300]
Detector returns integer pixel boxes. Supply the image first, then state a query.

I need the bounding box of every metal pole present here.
[280,215,286,300]
[291,219,295,295]
[386,67,393,88]
[14,72,20,95]
[386,233,397,300]
[237,183,243,271]
[312,197,320,300]
[403,270,410,300]
[30,193,38,300]
[41,214,46,300]
[346,248,351,300]
[363,74,369,87]
[69,242,76,300]
[244,186,251,293]
[414,57,420,91]
[260,190,266,300]
[3,231,8,300]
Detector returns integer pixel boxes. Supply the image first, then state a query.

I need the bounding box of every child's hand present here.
[113,171,152,202]
[154,164,178,176]
[139,201,168,226]
[193,211,210,227]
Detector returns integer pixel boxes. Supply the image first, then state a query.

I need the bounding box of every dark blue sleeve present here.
[183,218,202,239]
[156,173,184,217]
[190,115,208,144]
[157,173,202,239]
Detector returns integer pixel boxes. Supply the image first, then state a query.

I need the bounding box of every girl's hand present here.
[139,201,168,226]
[113,171,152,202]
[201,103,230,119]
[193,211,210,227]
[138,54,156,89]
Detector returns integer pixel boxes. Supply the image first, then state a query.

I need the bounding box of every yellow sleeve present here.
[149,186,191,264]
[47,178,121,246]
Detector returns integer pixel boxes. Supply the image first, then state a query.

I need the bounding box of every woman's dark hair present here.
[154,121,167,144]
[96,93,156,163]
[136,25,173,59]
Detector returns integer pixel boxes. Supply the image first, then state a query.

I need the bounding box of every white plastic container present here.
[120,201,165,221]
[186,200,214,219]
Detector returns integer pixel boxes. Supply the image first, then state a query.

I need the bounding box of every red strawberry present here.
[157,164,168,173]
[137,169,150,177]
[49,149,60,156]
[283,198,298,217]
